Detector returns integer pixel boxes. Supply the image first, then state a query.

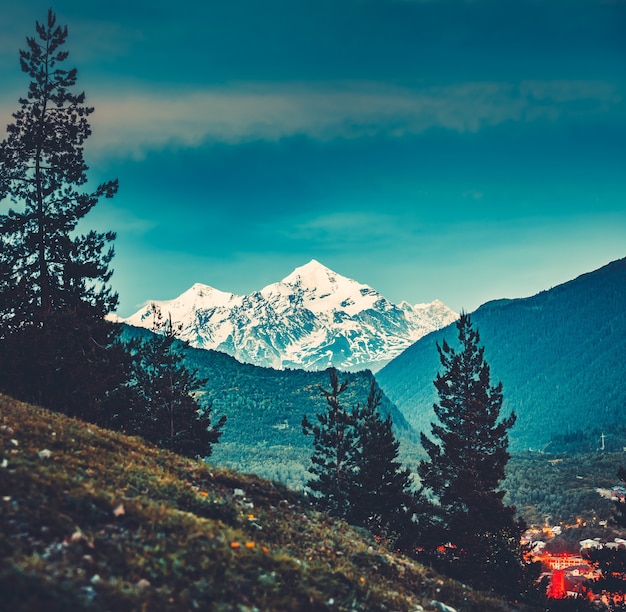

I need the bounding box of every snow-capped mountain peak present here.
[264,259,379,317]
[280,259,337,286]
[121,261,458,372]
[126,283,239,327]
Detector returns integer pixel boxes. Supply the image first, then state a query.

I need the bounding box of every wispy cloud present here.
[1,79,621,158]
[83,80,622,158]
[276,211,425,249]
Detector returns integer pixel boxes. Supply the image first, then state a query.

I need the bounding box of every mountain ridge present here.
[121,259,458,372]
[377,256,626,451]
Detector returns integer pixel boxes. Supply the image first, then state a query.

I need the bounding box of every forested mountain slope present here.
[120,325,418,487]
[377,257,626,451]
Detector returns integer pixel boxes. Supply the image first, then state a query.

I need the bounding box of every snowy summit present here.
[122,260,458,372]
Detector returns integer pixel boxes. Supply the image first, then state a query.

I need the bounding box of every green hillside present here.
[504,451,624,526]
[0,394,525,612]
[377,257,626,452]
[121,324,421,489]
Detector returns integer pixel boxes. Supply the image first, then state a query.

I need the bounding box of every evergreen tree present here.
[303,368,417,543]
[350,380,417,543]
[130,305,226,458]
[0,9,118,324]
[0,10,126,419]
[417,312,526,594]
[302,368,359,517]
[584,467,626,611]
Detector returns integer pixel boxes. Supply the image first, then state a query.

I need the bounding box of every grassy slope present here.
[0,395,523,612]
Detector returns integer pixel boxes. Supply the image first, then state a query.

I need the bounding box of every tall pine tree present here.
[0,10,124,419]
[417,312,526,595]
[0,9,118,323]
[350,380,417,544]
[302,368,359,518]
[303,368,417,544]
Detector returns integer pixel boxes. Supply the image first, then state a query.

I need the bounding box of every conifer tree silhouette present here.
[0,10,125,420]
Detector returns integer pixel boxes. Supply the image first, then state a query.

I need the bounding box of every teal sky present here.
[1,1,625,316]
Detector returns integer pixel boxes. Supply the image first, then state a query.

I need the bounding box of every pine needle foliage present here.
[350,380,417,544]
[302,368,359,518]
[129,305,226,458]
[303,369,417,543]
[0,10,127,420]
[417,312,529,595]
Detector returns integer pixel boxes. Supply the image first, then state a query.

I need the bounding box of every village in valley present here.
[524,482,626,601]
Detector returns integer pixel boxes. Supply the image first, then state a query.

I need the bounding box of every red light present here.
[548,569,566,599]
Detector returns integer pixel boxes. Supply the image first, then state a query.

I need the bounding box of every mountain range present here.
[376,256,626,452]
[115,257,626,497]
[121,259,458,372]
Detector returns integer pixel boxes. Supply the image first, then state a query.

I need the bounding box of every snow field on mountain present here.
[123,259,458,372]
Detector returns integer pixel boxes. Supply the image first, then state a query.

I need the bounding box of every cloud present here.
[519,80,621,117]
[86,79,622,158]
[274,211,426,250]
[1,79,621,159]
